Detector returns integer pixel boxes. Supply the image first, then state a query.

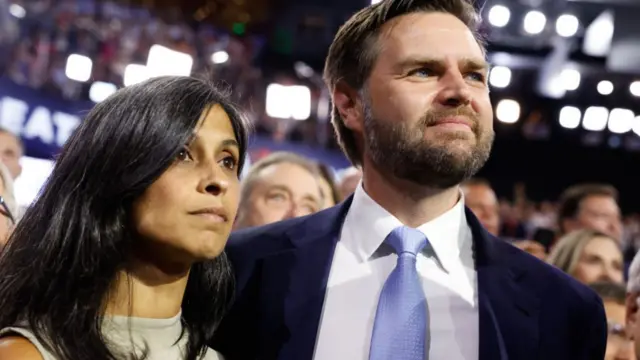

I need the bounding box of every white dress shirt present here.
[313,184,479,360]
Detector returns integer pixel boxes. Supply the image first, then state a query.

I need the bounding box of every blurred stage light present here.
[9,4,26,18]
[294,62,314,78]
[560,68,580,91]
[266,84,311,120]
[489,66,511,88]
[123,64,149,87]
[630,81,640,97]
[89,82,117,103]
[65,54,93,82]
[496,99,520,123]
[146,45,193,77]
[556,14,579,37]
[559,106,581,129]
[211,51,229,64]
[633,116,640,136]
[523,11,546,35]
[583,11,613,57]
[582,106,609,131]
[597,80,614,95]
[371,0,382,4]
[488,5,510,28]
[608,108,634,134]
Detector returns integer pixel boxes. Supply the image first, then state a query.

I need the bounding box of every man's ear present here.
[332,81,364,133]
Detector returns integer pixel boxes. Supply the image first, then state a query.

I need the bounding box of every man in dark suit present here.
[212,0,607,359]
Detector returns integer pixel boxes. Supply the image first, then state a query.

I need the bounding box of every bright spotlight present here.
[123,64,149,87]
[89,82,117,103]
[371,0,381,3]
[488,5,510,27]
[8,4,25,18]
[633,116,640,136]
[559,106,581,129]
[608,108,634,134]
[582,106,609,131]
[146,45,193,77]
[489,66,511,88]
[556,14,579,37]
[496,99,520,124]
[561,68,580,91]
[266,84,312,120]
[630,81,640,97]
[65,54,93,82]
[583,11,613,57]
[211,51,229,64]
[597,80,614,95]
[524,10,547,35]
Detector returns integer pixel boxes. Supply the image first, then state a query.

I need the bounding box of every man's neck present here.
[361,162,461,228]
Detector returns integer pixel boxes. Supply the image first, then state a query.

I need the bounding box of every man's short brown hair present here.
[322,0,483,166]
[557,183,619,233]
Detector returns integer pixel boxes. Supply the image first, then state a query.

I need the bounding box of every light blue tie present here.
[369,226,428,360]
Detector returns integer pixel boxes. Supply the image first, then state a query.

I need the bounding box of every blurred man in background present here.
[0,129,23,179]
[558,184,622,243]
[234,151,323,229]
[463,178,546,259]
[338,166,361,199]
[590,281,634,360]
[461,178,499,235]
[0,161,17,246]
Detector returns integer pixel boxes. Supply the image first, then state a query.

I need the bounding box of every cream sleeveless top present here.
[0,312,223,360]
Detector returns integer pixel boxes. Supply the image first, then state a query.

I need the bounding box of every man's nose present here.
[433,70,472,108]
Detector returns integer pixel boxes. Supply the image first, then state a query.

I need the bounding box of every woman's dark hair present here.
[0,76,250,360]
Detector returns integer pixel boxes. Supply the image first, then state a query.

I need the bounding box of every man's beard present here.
[363,100,494,189]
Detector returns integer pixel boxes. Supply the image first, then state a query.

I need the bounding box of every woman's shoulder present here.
[204,346,225,360]
[0,327,51,360]
[0,336,44,360]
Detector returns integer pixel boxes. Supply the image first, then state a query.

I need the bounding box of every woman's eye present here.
[176,148,193,162]
[220,156,237,170]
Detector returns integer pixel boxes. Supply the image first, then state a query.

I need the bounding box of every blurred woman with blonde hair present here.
[547,229,623,285]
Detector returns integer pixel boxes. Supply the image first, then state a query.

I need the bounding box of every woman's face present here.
[573,236,624,285]
[132,104,241,264]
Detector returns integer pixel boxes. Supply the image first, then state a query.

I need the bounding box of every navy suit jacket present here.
[212,197,607,360]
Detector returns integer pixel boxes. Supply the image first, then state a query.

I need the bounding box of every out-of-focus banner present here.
[0,78,350,171]
[0,78,93,159]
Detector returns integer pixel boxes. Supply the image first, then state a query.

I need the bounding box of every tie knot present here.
[384,226,428,256]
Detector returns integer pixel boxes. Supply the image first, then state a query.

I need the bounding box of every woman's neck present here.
[106,259,190,319]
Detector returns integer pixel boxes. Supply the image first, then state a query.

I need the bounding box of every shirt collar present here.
[340,182,470,272]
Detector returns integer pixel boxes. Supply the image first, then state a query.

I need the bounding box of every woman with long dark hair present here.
[0,76,249,360]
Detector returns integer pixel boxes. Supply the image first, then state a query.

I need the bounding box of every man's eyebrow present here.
[395,56,490,72]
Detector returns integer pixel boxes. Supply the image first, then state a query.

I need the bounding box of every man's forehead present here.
[377,12,483,59]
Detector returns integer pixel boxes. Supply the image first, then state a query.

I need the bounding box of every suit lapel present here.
[261,197,353,360]
[468,208,540,360]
